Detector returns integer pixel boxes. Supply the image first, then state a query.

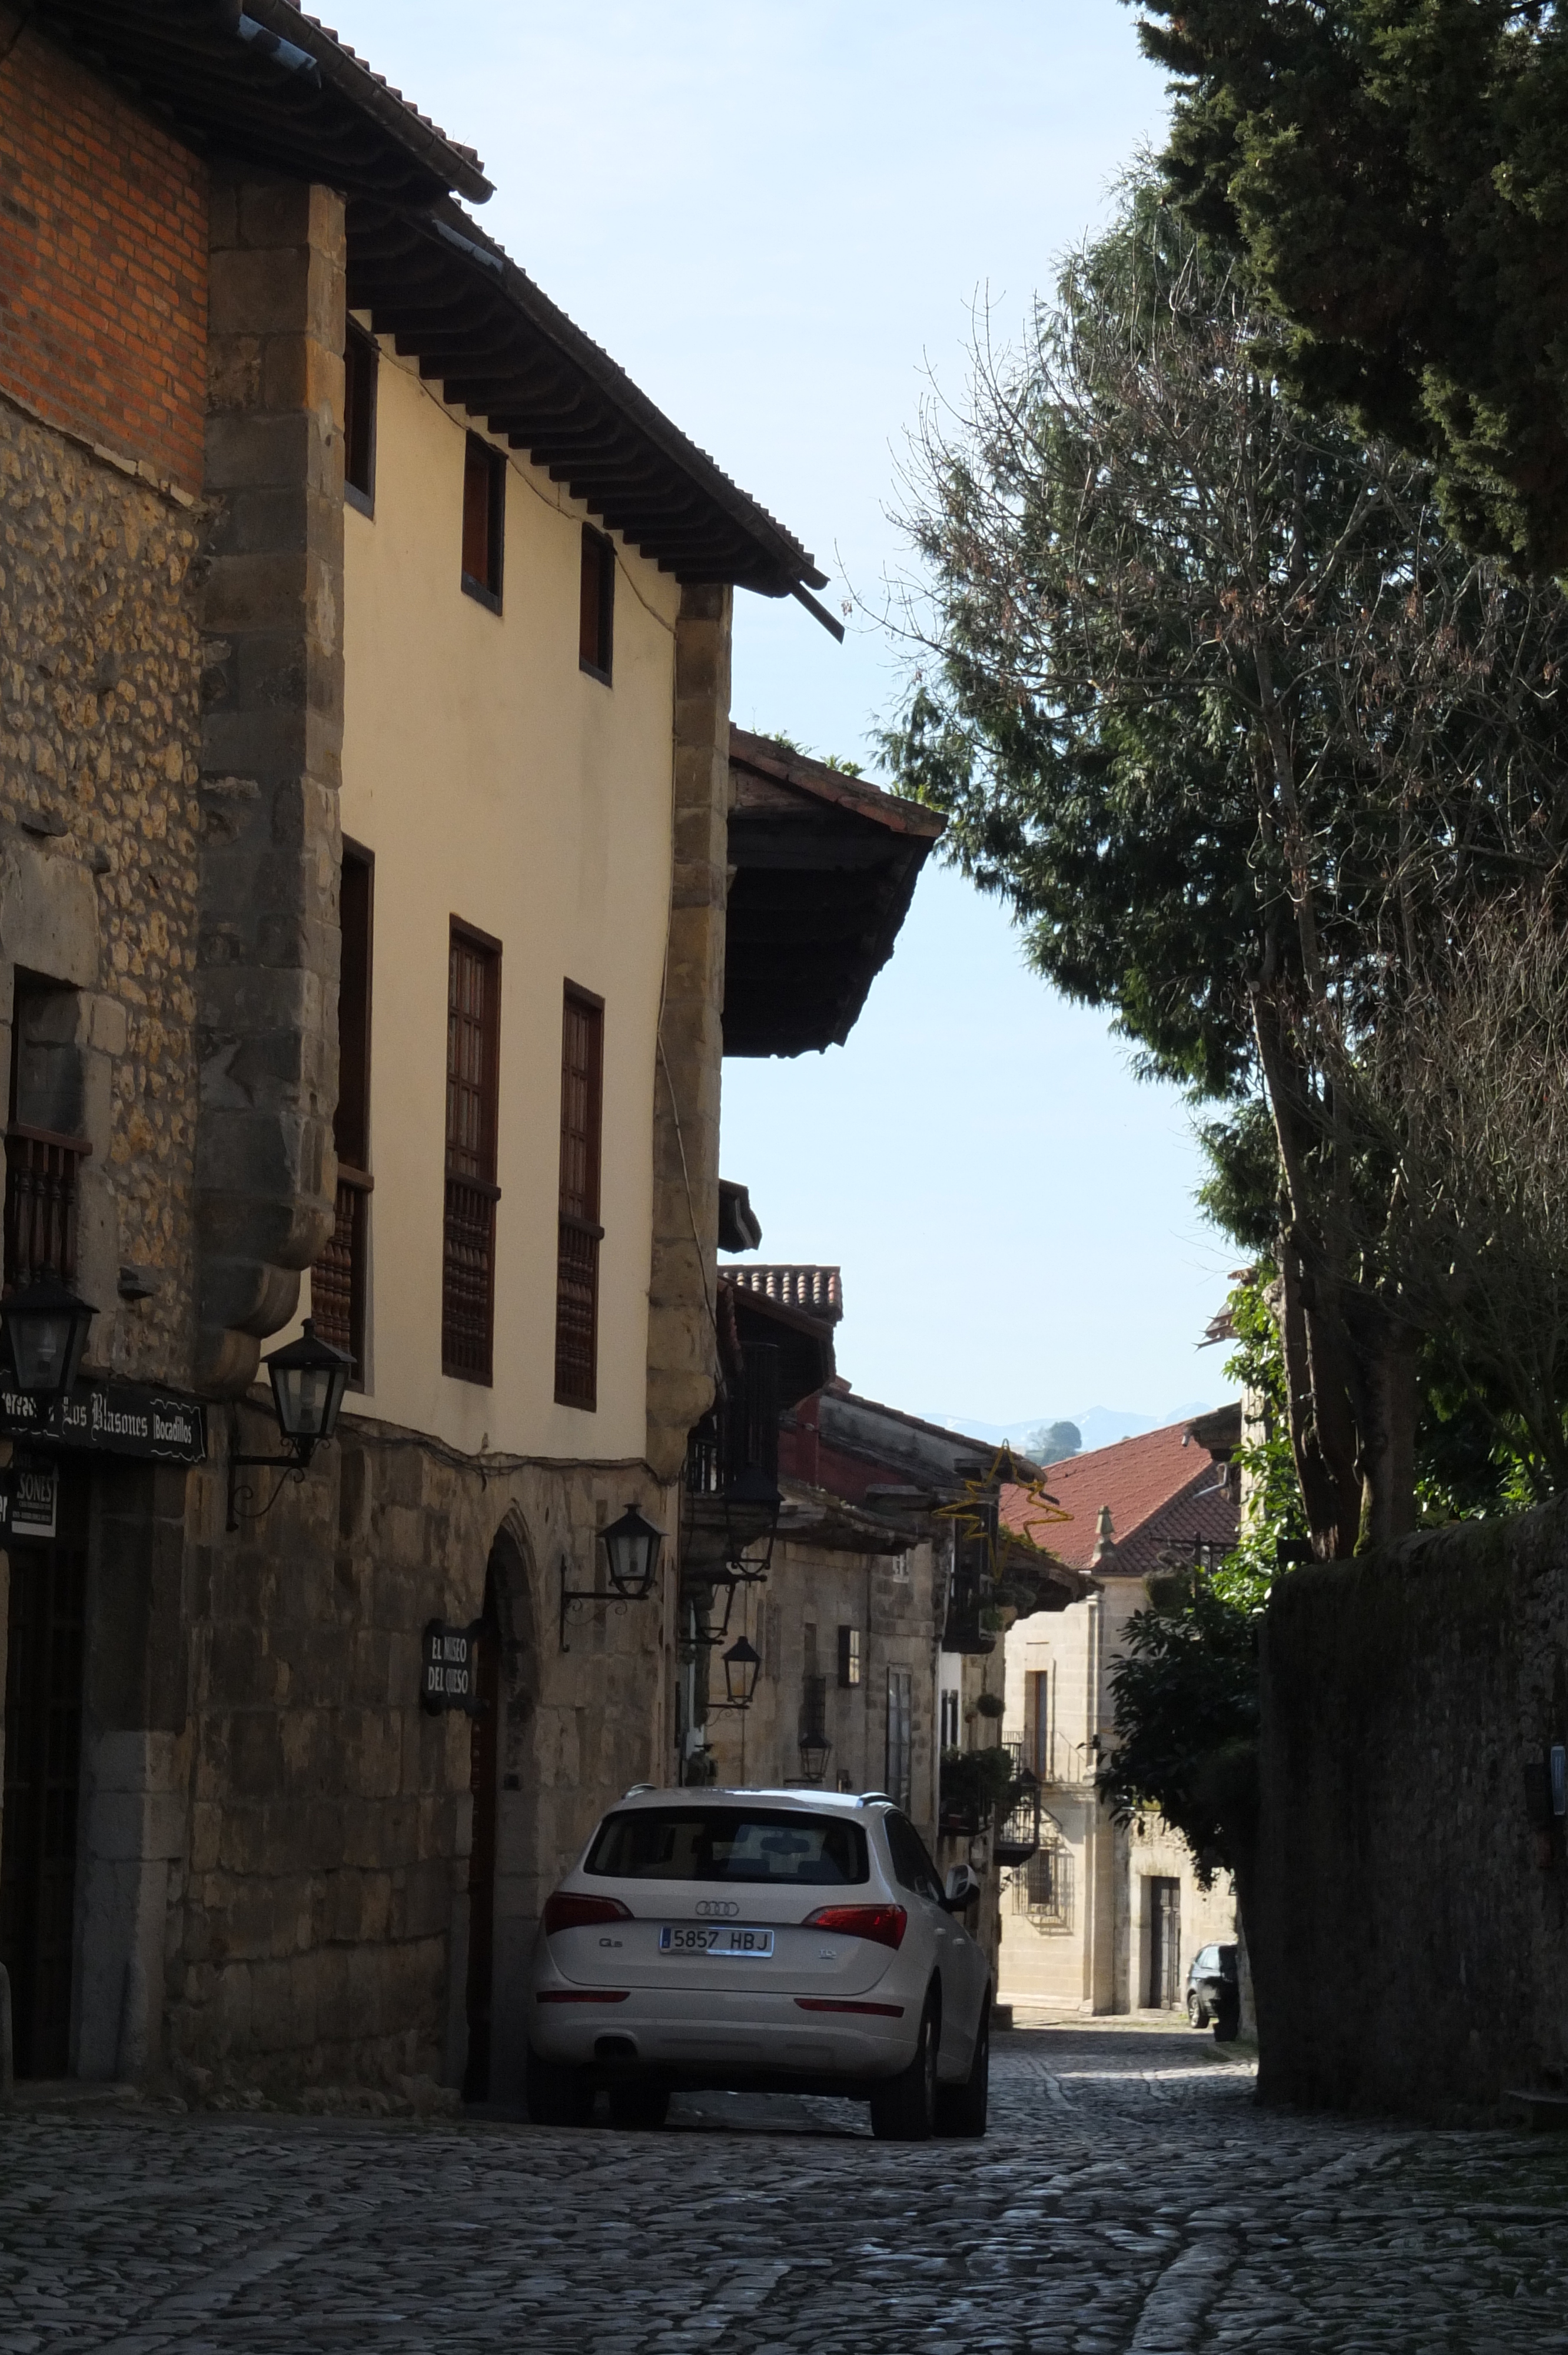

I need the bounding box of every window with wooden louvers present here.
[554,985,603,1409]
[312,843,373,1381]
[444,924,501,1383]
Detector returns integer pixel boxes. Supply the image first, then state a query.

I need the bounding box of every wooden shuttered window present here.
[444,923,502,1384]
[579,524,614,681]
[461,433,505,610]
[554,984,603,1410]
[343,325,377,514]
[1024,1669,1051,1782]
[312,843,374,1380]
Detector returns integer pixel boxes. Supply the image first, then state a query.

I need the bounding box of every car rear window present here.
[585,1807,869,1886]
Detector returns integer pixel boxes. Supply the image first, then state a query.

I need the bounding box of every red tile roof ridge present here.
[1001,1412,1240,1570]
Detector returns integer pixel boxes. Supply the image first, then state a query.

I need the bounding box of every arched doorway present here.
[461,1563,501,2101]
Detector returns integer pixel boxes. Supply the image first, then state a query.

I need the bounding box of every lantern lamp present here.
[263,1318,352,1466]
[602,1502,665,1600]
[0,1274,95,1415]
[721,1635,761,1710]
[798,1729,832,1784]
[227,1316,353,1533]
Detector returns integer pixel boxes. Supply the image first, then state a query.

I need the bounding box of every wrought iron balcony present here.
[683,1342,781,1580]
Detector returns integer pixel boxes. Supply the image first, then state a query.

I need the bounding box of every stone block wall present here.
[1255,1500,1568,2117]
[645,583,732,1483]
[0,396,202,1381]
[195,169,345,1395]
[0,11,208,494]
[165,1409,675,2101]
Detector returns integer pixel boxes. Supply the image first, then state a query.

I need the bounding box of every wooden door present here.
[1147,1876,1182,2009]
[0,1468,88,2077]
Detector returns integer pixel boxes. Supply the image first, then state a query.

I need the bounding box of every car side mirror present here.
[944,1864,982,1913]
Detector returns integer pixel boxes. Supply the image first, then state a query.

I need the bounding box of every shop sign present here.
[0,1379,206,1464]
[422,1620,484,1715]
[0,1456,57,1541]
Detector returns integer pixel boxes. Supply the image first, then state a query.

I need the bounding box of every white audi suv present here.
[525,1786,992,2140]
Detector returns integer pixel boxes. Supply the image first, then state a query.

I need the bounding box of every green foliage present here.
[939,1744,1015,1827]
[1098,1578,1261,1885]
[1130,1,1568,571]
[759,731,863,777]
[1196,1103,1283,1261]
[885,169,1568,1545]
[1214,1267,1304,1606]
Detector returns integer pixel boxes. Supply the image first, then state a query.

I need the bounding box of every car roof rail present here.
[857,1791,893,1807]
[620,1782,657,1799]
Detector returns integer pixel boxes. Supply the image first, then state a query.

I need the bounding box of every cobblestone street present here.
[2,2022,1566,2353]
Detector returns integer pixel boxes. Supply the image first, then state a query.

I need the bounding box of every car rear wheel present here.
[934,2001,989,2138]
[525,2046,595,2128]
[1187,1991,1205,2029]
[607,2081,670,2130]
[869,1992,939,2142]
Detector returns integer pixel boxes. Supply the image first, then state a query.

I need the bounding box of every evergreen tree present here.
[1130,1,1568,572]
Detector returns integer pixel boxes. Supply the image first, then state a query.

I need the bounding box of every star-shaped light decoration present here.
[934,1444,1069,1583]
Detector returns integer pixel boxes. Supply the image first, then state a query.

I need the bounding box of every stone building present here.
[0,4,929,2106]
[696,1361,1090,1980]
[996,1416,1241,2019]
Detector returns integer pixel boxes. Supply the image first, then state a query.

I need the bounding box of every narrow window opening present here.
[344,324,378,515]
[444,923,502,1382]
[461,433,506,611]
[554,984,603,1410]
[5,975,89,1293]
[313,844,373,1384]
[837,1625,861,1689]
[579,525,614,682]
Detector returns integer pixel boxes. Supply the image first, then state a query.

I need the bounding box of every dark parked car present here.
[1185,1942,1240,2040]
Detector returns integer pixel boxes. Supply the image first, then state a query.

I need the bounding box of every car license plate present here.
[659,1924,775,1957]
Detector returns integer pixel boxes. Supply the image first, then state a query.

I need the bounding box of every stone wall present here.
[645,583,732,1482]
[161,1411,676,2102]
[195,170,344,1395]
[0,393,203,1382]
[1255,1500,1568,2117]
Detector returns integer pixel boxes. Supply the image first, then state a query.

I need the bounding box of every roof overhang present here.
[721,1276,834,1411]
[776,1481,918,1557]
[28,0,493,206]
[346,203,828,598]
[725,731,945,1057]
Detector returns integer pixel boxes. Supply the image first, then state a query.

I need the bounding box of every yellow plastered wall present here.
[310,335,680,1460]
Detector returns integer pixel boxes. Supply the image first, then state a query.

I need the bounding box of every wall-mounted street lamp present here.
[1,1274,96,1421]
[798,1729,831,1784]
[561,1502,666,1650]
[708,1635,760,1712]
[227,1318,353,1531]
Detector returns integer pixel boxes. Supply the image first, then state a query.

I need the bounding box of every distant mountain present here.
[923,1402,1216,1456]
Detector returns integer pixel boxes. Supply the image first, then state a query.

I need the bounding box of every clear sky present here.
[322,0,1235,1428]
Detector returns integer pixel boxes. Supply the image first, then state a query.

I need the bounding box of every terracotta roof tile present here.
[1002,1415,1240,1578]
[726,1266,843,1325]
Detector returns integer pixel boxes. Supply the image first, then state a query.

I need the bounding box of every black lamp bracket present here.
[559,1554,632,1653]
[226,1448,310,1534]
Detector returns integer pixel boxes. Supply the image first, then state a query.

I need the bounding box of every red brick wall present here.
[0,18,207,491]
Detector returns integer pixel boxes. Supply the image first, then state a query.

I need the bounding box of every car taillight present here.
[542,1890,633,1935]
[802,1903,907,1951]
